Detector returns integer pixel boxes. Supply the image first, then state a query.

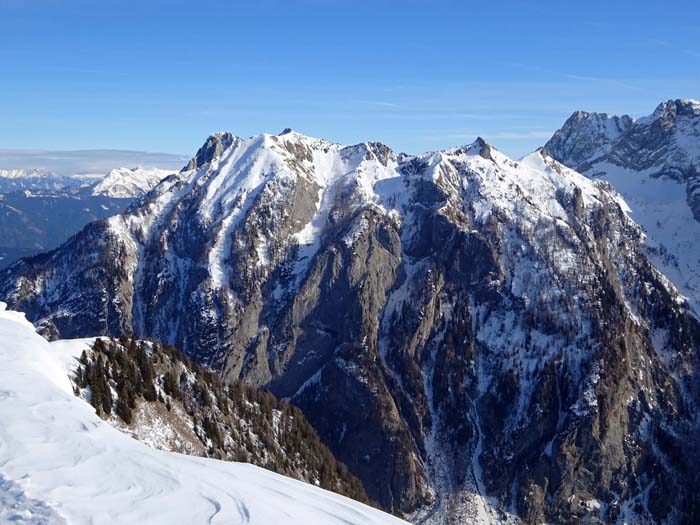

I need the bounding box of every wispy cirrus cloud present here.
[506,62,644,91]
[648,38,673,48]
[354,99,401,108]
[448,130,554,140]
[647,38,700,58]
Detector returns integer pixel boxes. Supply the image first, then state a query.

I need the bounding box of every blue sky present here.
[2,0,699,159]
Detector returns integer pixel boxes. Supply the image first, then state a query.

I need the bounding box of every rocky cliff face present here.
[2,130,699,524]
[546,99,700,313]
[545,111,634,172]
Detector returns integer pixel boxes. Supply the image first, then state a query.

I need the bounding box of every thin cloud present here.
[649,38,673,48]
[507,62,644,92]
[448,131,554,140]
[354,100,401,108]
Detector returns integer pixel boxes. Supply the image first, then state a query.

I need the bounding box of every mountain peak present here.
[650,98,700,124]
[183,131,239,172]
[89,166,174,198]
[544,110,634,171]
[3,124,700,524]
[448,136,493,159]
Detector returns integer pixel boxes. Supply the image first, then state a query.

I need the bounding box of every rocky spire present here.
[183,132,238,172]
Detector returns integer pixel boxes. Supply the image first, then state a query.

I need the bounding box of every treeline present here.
[73,336,370,506]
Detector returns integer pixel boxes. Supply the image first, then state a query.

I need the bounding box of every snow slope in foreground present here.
[0,303,406,525]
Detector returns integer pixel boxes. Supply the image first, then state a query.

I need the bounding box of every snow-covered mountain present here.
[0,166,173,269]
[88,166,174,198]
[0,165,173,196]
[545,98,700,312]
[0,168,93,192]
[2,130,699,524]
[0,302,405,525]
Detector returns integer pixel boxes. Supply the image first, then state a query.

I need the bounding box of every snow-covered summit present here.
[89,166,174,198]
[0,302,406,525]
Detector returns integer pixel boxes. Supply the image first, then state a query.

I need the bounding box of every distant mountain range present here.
[0,166,174,268]
[0,147,187,175]
[2,102,699,524]
[0,168,97,192]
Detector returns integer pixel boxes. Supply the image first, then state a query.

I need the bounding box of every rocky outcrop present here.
[183,131,239,171]
[545,111,634,172]
[2,130,700,524]
[546,99,700,204]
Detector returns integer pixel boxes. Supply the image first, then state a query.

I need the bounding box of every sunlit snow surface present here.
[90,167,174,198]
[591,162,700,314]
[0,303,406,525]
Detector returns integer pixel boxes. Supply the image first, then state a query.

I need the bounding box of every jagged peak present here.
[472,136,496,161]
[562,109,635,128]
[442,136,493,159]
[650,98,700,121]
[560,99,700,131]
[183,131,239,172]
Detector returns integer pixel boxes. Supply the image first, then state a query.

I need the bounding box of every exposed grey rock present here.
[183,131,239,171]
[544,111,634,172]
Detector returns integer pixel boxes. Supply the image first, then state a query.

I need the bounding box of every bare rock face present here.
[183,131,239,171]
[2,130,700,524]
[546,99,700,212]
[545,110,634,172]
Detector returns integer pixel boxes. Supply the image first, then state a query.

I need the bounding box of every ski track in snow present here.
[0,303,406,525]
[0,475,66,525]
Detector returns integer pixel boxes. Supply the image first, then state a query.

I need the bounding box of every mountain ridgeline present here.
[546,99,700,219]
[2,110,700,524]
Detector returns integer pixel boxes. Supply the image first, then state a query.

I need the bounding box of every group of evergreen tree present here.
[75,350,112,416]
[74,337,158,424]
[71,335,372,507]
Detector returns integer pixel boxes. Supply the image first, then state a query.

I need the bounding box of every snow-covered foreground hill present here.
[0,302,406,525]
